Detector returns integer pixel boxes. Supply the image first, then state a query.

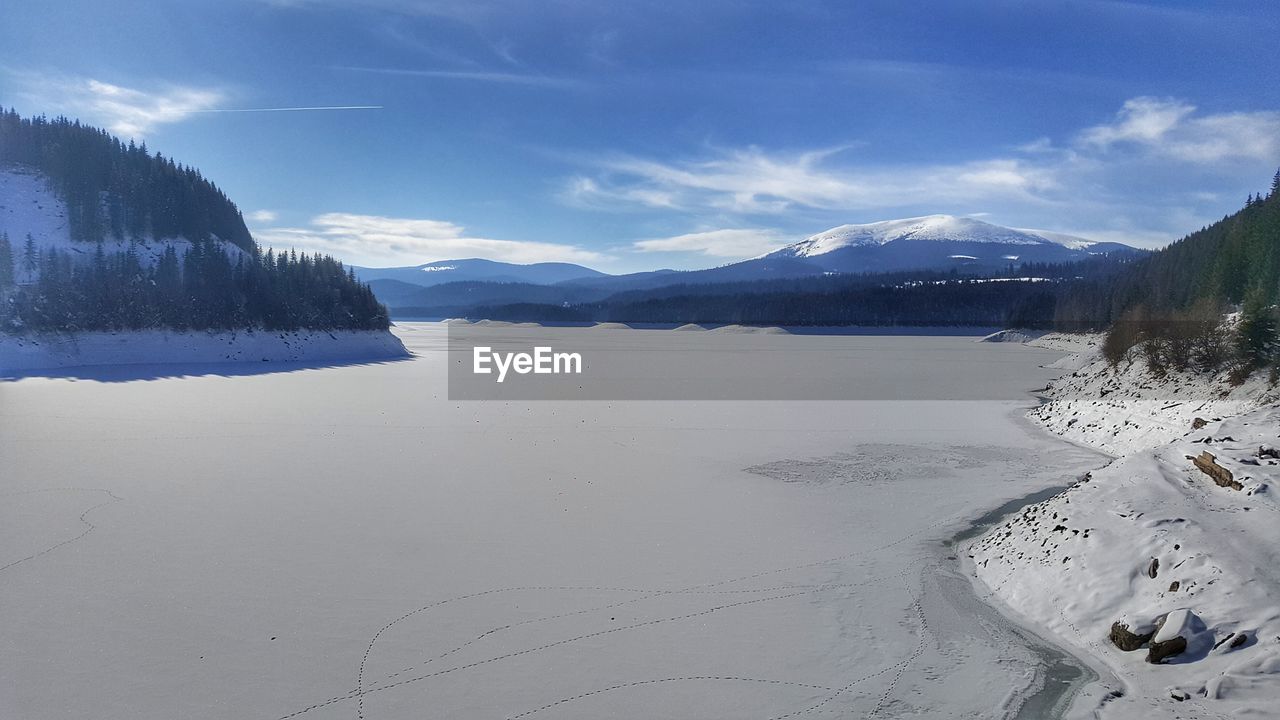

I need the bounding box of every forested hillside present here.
[1055,174,1280,330]
[0,234,387,332]
[1054,174,1280,379]
[0,110,388,332]
[0,109,253,250]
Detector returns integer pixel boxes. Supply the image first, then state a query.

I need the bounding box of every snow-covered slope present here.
[763,215,1140,274]
[0,164,246,277]
[0,328,409,375]
[967,335,1280,718]
[780,215,1087,257]
[1029,339,1279,456]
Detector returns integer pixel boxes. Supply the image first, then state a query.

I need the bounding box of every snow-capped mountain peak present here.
[777,215,1095,258]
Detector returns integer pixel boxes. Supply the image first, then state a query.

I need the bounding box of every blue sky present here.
[3,0,1279,272]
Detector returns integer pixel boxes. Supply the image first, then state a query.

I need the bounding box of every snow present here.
[980,329,1047,344]
[589,321,632,329]
[0,329,409,375]
[2,322,1111,719]
[1029,338,1278,456]
[706,324,790,334]
[0,164,247,275]
[1014,229,1097,251]
[779,215,1097,258]
[968,331,1280,718]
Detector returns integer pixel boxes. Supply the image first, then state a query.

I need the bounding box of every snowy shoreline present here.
[944,470,1102,720]
[0,328,410,376]
[965,332,1280,718]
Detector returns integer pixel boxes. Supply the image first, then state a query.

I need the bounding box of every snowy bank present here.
[1030,334,1278,456]
[0,328,409,375]
[967,333,1280,718]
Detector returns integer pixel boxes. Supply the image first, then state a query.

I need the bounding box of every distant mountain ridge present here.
[352,258,606,288]
[358,216,1142,309]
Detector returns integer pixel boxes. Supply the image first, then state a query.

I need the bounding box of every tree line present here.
[389,255,1141,327]
[1,109,255,250]
[0,232,388,332]
[1085,172,1280,382]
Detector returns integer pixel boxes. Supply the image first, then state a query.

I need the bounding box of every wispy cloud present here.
[5,71,225,137]
[246,209,279,223]
[565,97,1280,250]
[254,212,606,267]
[565,146,1056,215]
[334,65,583,89]
[632,228,792,259]
[4,70,382,138]
[1079,96,1280,163]
[193,105,383,113]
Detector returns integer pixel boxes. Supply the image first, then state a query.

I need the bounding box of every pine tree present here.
[0,232,13,289]
[1233,289,1278,381]
[22,234,39,283]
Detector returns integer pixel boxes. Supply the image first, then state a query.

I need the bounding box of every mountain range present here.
[357,215,1143,312]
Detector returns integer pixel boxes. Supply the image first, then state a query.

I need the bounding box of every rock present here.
[1192,417,1208,430]
[1192,451,1243,491]
[1147,635,1188,664]
[1148,557,1160,578]
[1169,580,1180,592]
[1110,621,1154,651]
[1230,633,1248,649]
[1259,445,1280,459]
[1147,609,1202,664]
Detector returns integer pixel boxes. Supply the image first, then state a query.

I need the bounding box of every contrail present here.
[194,105,383,113]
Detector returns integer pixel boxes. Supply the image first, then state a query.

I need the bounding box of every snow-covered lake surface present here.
[1,322,1106,719]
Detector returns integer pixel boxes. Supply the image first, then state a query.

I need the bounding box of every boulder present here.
[1110,621,1154,651]
[1147,636,1187,664]
[1192,451,1243,491]
[1192,417,1208,430]
[1146,609,1202,664]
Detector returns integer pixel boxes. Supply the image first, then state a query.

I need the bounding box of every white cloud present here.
[1079,96,1280,163]
[5,71,225,138]
[246,209,279,223]
[566,147,1057,215]
[564,97,1280,252]
[254,212,606,267]
[632,228,792,259]
[1079,97,1195,147]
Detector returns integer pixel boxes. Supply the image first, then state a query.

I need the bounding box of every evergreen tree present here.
[0,109,254,250]
[22,234,39,283]
[0,232,13,289]
[0,110,390,334]
[1234,289,1277,376]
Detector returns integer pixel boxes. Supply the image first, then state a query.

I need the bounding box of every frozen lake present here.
[1,323,1104,719]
